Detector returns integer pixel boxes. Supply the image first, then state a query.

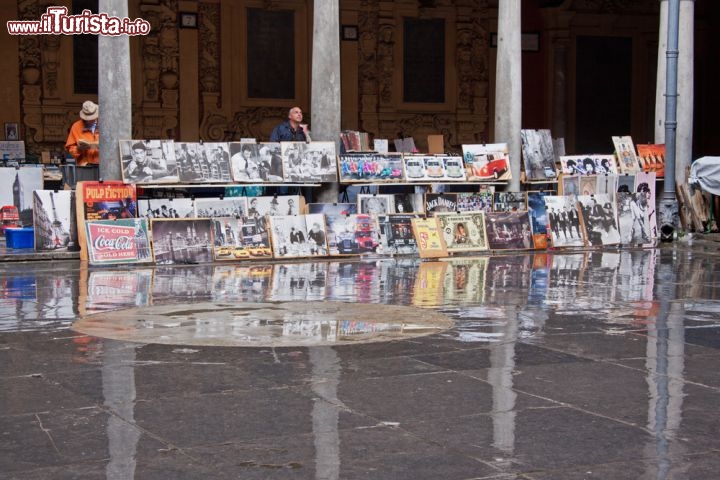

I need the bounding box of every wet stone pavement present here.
[1,245,720,479]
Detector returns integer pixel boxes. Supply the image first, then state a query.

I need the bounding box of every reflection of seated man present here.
[125,142,168,181]
[454,223,469,244]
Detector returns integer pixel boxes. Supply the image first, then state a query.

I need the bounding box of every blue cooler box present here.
[5,228,34,249]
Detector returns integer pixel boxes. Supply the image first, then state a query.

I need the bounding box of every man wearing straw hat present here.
[65,100,100,166]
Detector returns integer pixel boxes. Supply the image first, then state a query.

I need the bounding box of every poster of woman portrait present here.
[357,194,394,215]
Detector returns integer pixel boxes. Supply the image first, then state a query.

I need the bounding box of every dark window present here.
[575,36,632,152]
[73,0,98,95]
[403,18,445,103]
[247,8,295,99]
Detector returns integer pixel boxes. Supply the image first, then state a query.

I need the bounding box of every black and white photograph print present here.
[249,195,303,218]
[174,142,202,183]
[543,195,585,248]
[120,139,179,184]
[435,212,488,252]
[281,141,338,183]
[493,191,527,212]
[211,217,272,261]
[521,129,557,180]
[561,175,580,198]
[33,190,77,251]
[576,194,620,247]
[595,174,618,204]
[617,192,652,245]
[139,198,195,219]
[151,218,215,265]
[358,194,394,215]
[230,142,284,182]
[485,212,533,250]
[594,155,618,175]
[635,172,658,241]
[392,193,424,214]
[195,142,232,183]
[194,197,248,219]
[269,214,328,258]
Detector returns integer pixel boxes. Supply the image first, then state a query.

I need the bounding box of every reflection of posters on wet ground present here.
[521,129,557,181]
[576,194,620,247]
[377,214,418,255]
[85,218,152,265]
[82,269,153,315]
[139,198,195,219]
[441,257,488,304]
[485,211,534,250]
[210,265,274,302]
[410,217,448,258]
[33,190,77,251]
[270,263,328,301]
[412,261,448,307]
[435,212,488,252]
[150,218,215,265]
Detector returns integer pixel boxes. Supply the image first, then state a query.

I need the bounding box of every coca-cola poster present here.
[85,219,152,265]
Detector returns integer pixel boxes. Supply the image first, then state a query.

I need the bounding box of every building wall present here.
[7,0,715,160]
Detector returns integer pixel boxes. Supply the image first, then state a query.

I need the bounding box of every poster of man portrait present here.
[281,141,337,183]
[617,192,652,245]
[520,129,557,181]
[543,196,586,248]
[576,194,620,247]
[230,142,284,182]
[435,212,488,252]
[150,218,215,265]
[634,171,658,243]
[120,139,178,184]
[485,212,533,250]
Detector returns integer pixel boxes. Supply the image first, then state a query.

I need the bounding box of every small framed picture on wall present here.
[5,123,19,141]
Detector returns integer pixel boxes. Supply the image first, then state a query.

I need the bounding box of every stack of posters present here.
[520,129,558,181]
[75,181,137,261]
[462,143,511,181]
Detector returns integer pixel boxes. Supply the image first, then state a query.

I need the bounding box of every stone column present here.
[311,0,341,203]
[494,0,522,191]
[655,0,694,185]
[98,0,132,181]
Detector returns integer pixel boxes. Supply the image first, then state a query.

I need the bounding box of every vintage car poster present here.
[403,155,466,182]
[75,181,137,261]
[462,143,511,181]
[85,218,151,265]
[410,217,448,259]
[435,212,488,252]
